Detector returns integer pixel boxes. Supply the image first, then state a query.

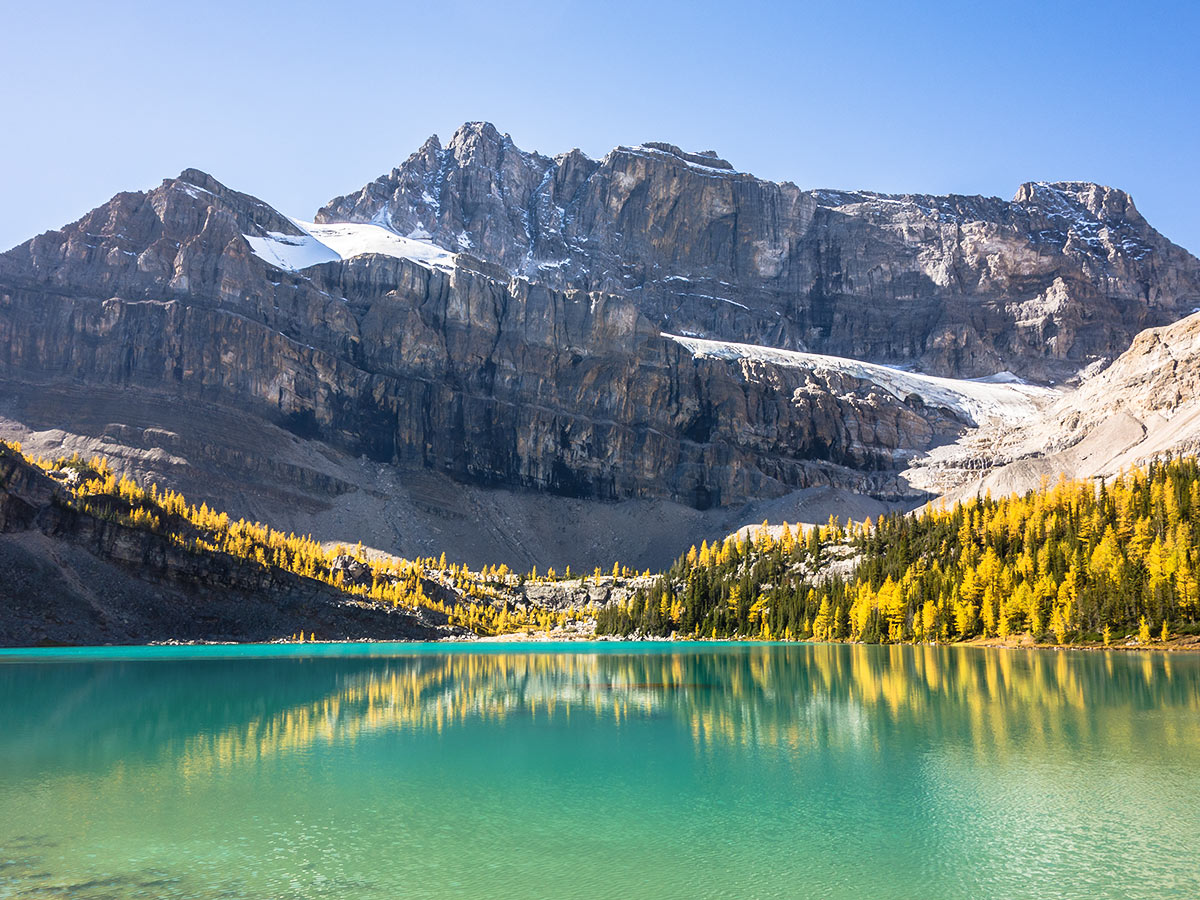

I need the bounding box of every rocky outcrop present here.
[519,575,656,611]
[319,123,1200,380]
[906,310,1200,501]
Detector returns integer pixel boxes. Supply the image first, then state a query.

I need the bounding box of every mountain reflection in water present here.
[2,643,1196,778]
[3,643,1200,900]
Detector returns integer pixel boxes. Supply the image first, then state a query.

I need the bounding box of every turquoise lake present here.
[1,642,1198,899]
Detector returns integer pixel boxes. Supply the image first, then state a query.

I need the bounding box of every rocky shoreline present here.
[9,632,1192,653]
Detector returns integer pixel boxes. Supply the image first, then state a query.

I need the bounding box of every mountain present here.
[2,122,1198,569]
[317,122,1200,380]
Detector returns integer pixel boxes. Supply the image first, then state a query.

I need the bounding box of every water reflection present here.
[2,644,1197,776]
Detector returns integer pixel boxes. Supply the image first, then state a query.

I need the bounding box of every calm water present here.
[0,642,1198,899]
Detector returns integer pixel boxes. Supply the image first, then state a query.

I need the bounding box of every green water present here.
[0,643,1198,899]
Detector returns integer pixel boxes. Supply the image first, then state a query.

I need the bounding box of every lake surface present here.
[0,642,1198,899]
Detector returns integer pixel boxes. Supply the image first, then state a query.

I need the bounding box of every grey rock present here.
[2,122,1198,522]
[319,124,1200,380]
[0,167,967,509]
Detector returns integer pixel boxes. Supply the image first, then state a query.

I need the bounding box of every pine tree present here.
[812,598,833,641]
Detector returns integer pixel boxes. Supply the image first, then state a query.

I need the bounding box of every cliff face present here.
[319,123,1200,379]
[1,123,1197,521]
[0,165,978,511]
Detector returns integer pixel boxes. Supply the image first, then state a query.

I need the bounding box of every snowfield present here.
[663,333,1058,426]
[244,220,458,273]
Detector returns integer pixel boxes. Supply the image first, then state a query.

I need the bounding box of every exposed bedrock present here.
[1,168,970,511]
[319,123,1200,380]
[2,122,1198,531]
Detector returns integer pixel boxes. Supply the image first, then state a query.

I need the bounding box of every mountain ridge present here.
[2,121,1200,569]
[311,122,1199,381]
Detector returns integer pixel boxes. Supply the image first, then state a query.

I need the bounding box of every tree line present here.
[597,458,1200,646]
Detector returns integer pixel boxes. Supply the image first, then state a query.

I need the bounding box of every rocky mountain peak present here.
[443,121,548,187]
[305,123,1200,380]
[410,133,443,167]
[165,168,304,237]
[0,165,299,303]
[175,167,224,194]
[1014,180,1142,223]
[447,120,507,151]
[416,132,443,152]
[3,126,1200,539]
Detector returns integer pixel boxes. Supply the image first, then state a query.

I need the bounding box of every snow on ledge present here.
[620,145,742,176]
[662,333,1057,426]
[244,220,457,273]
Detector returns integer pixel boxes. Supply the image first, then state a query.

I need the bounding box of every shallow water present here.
[0,642,1197,899]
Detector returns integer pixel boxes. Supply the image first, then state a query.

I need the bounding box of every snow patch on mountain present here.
[242,231,339,271]
[244,220,457,273]
[664,333,1058,426]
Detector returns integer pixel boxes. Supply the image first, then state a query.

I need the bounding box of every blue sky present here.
[1,0,1196,253]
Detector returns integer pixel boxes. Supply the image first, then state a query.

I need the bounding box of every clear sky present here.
[1,0,1196,254]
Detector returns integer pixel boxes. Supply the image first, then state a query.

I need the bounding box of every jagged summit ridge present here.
[1014,180,1139,217]
[312,122,1200,380]
[625,142,736,171]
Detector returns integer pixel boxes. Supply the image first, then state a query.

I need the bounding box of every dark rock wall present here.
[0,176,953,508]
[4,123,1199,511]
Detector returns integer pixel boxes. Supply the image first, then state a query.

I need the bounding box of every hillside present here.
[7,438,1200,649]
[0,442,646,647]
[598,456,1200,649]
[909,311,1200,500]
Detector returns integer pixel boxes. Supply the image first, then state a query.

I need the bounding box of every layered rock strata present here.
[1,122,1197,537]
[0,167,986,510]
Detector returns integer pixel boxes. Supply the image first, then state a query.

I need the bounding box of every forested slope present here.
[598,458,1200,647]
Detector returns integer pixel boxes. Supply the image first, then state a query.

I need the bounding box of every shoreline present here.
[4,633,1199,653]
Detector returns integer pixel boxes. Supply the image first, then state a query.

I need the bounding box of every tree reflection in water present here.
[3,644,1196,778]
